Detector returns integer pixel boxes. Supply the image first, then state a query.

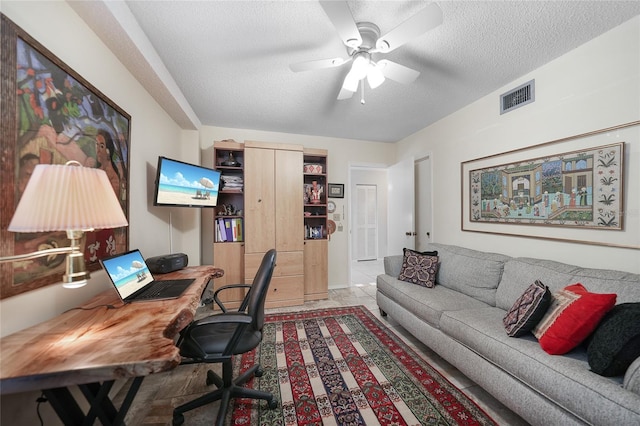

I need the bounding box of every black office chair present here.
[172,249,278,426]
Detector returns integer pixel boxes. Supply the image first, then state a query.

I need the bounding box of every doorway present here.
[348,155,432,287]
[349,167,387,286]
[415,155,433,251]
[354,184,378,261]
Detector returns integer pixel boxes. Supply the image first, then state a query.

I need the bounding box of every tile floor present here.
[115,260,529,425]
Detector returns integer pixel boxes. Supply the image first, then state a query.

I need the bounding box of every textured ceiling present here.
[70,1,640,143]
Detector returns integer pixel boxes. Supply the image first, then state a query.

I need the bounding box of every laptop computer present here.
[100,249,194,303]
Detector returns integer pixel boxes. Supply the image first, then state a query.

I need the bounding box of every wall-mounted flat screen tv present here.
[153,156,221,208]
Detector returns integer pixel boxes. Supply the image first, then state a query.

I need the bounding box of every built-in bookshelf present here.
[214,142,244,243]
[303,148,328,301]
[303,151,328,240]
[212,140,246,310]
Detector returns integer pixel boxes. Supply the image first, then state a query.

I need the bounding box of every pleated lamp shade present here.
[8,162,128,232]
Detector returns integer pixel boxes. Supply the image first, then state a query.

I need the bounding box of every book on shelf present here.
[216,217,244,242]
[305,224,324,239]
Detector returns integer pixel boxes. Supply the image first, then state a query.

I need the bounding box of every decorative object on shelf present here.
[0,162,128,292]
[305,180,324,204]
[461,121,639,249]
[328,183,344,198]
[327,200,336,213]
[304,163,323,174]
[221,151,241,167]
[1,15,131,297]
[217,204,240,216]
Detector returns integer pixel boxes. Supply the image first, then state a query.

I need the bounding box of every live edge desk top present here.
[0,265,223,395]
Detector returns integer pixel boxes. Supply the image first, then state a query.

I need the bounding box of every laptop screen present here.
[101,250,154,299]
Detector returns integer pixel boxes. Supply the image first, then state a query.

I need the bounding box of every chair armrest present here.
[213,284,252,312]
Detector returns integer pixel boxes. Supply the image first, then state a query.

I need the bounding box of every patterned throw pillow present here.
[587,303,640,376]
[503,280,551,337]
[397,248,439,288]
[533,283,616,355]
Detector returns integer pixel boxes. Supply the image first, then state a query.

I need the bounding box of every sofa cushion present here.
[425,243,510,306]
[588,303,640,377]
[496,257,640,312]
[439,307,640,424]
[503,280,551,337]
[376,274,489,327]
[533,284,616,355]
[398,248,439,288]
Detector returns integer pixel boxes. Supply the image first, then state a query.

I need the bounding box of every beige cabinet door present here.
[304,239,328,300]
[244,147,276,254]
[212,242,245,309]
[275,149,304,252]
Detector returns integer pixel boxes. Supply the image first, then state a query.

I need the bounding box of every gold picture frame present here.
[461,121,640,249]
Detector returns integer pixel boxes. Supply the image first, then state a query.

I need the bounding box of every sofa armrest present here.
[383,255,404,277]
[624,357,640,395]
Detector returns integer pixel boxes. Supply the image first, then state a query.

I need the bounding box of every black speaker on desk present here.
[146,253,188,274]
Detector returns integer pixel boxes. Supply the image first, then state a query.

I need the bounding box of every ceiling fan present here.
[290,1,443,103]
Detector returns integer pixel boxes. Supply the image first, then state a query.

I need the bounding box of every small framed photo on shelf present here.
[328,183,344,198]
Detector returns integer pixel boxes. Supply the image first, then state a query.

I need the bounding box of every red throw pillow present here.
[532,283,616,355]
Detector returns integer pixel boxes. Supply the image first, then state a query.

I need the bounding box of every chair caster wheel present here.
[255,367,264,377]
[267,399,278,409]
[172,413,184,425]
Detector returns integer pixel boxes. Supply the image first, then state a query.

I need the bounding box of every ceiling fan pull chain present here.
[360,82,365,105]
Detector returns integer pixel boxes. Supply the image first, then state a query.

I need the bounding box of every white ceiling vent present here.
[500,79,535,114]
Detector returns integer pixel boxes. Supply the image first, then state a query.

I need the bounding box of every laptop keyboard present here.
[137,280,176,299]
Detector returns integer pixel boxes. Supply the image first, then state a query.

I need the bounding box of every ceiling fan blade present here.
[337,86,355,100]
[377,60,420,84]
[289,57,350,72]
[319,0,362,48]
[376,3,443,53]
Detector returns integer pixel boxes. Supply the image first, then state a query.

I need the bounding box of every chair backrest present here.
[247,249,277,332]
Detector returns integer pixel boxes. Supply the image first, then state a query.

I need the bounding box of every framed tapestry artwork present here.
[461,121,640,249]
[1,15,131,298]
[328,183,344,198]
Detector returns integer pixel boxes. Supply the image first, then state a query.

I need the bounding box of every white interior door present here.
[415,155,433,251]
[355,184,378,261]
[387,157,415,255]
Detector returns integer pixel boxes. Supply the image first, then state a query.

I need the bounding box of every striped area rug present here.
[230,306,496,425]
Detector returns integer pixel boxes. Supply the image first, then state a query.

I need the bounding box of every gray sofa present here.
[376,243,640,426]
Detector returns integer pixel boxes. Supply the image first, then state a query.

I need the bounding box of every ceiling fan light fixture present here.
[350,53,370,79]
[367,63,385,89]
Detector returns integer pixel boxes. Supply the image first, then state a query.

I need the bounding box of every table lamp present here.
[0,161,128,288]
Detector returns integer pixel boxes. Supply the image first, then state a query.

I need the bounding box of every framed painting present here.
[328,183,344,198]
[461,121,640,249]
[1,15,131,298]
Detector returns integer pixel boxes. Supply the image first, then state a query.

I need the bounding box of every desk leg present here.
[43,377,144,426]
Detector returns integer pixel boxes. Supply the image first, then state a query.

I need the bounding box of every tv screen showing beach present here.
[154,157,221,207]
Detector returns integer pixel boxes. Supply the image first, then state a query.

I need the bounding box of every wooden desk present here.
[0,265,223,424]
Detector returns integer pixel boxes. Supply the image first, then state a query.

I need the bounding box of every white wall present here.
[198,126,396,288]
[0,2,197,333]
[397,16,640,273]
[0,2,201,424]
